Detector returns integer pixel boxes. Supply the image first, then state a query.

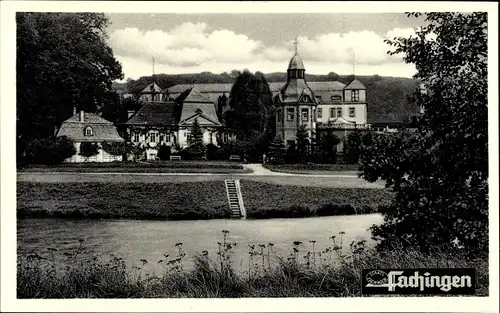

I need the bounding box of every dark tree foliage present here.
[343,130,364,164]
[220,71,275,161]
[16,13,123,158]
[24,136,76,164]
[101,141,126,156]
[186,118,205,159]
[79,142,100,161]
[158,144,171,161]
[359,13,488,255]
[318,132,340,164]
[126,143,145,161]
[206,143,218,161]
[296,125,310,163]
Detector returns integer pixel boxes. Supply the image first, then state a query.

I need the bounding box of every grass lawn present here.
[17,181,393,220]
[264,163,360,175]
[18,160,250,174]
[241,181,393,218]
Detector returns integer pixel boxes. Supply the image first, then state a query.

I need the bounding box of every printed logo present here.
[361,268,476,295]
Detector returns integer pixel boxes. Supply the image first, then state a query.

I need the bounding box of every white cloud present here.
[108,22,419,80]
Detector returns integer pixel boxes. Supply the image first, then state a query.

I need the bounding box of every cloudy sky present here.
[106,13,426,81]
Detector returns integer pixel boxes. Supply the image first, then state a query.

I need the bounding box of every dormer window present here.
[331,95,342,102]
[84,126,93,136]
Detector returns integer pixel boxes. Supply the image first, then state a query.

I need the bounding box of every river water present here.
[17,214,383,274]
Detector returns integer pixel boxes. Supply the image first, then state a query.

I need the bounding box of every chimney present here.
[79,110,84,123]
[73,106,77,115]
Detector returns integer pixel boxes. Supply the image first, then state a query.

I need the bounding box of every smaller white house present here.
[55,109,124,162]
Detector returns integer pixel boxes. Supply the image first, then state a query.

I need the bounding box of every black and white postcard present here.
[1,1,498,312]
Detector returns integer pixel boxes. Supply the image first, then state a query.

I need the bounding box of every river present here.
[17,214,383,274]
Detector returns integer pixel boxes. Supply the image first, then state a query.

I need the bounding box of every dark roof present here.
[56,112,123,142]
[344,78,366,90]
[125,102,180,126]
[176,88,213,103]
[141,82,162,94]
[179,103,221,126]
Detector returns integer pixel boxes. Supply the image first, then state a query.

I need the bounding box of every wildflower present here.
[163,254,169,258]
[78,239,84,243]
[339,231,345,235]
[158,260,163,264]
[259,244,266,248]
[175,242,183,247]
[293,241,302,246]
[293,247,299,253]
[268,243,274,247]
[202,250,208,256]
[140,259,148,264]
[330,236,336,239]
[222,230,230,234]
[309,240,316,244]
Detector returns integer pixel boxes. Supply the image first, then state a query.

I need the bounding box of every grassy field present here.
[241,181,393,218]
[264,163,360,175]
[17,181,393,220]
[17,233,488,298]
[18,160,250,174]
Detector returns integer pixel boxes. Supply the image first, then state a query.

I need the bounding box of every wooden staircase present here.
[225,179,246,219]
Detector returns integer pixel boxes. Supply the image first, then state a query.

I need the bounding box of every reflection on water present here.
[18,214,383,273]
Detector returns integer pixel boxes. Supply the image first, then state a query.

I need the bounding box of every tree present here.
[101,141,126,156]
[319,131,340,164]
[24,136,76,165]
[16,13,123,159]
[158,144,171,161]
[79,142,100,161]
[343,130,363,164]
[359,13,487,255]
[186,118,205,159]
[296,125,310,163]
[225,70,275,161]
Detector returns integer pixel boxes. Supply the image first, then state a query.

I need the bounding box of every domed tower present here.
[274,49,317,145]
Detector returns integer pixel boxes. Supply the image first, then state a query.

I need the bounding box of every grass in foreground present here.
[17,182,393,220]
[17,231,488,298]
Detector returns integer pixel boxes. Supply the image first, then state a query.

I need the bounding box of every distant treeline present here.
[114,72,421,122]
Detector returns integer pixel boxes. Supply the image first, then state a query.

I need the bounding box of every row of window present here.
[318,107,356,119]
[314,90,360,103]
[277,106,356,122]
[132,132,172,143]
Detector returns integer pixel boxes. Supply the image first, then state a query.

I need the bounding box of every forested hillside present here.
[113,72,420,122]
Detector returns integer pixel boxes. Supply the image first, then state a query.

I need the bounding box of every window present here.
[277,109,282,122]
[84,126,93,136]
[351,90,360,102]
[331,95,342,101]
[150,132,157,143]
[301,108,309,121]
[349,107,356,118]
[317,108,322,119]
[133,132,140,142]
[330,108,335,118]
[315,95,322,102]
[337,107,343,117]
[287,108,295,121]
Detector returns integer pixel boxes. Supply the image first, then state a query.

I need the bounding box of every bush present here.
[79,142,99,161]
[101,142,126,156]
[24,136,76,164]
[206,143,218,160]
[157,144,171,161]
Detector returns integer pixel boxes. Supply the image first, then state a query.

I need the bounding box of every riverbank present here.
[17,182,393,220]
[17,233,488,298]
